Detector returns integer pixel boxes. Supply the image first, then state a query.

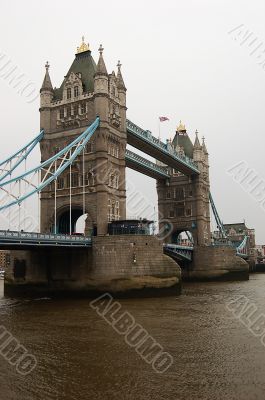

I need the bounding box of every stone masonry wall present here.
[5,235,181,296]
[185,245,249,281]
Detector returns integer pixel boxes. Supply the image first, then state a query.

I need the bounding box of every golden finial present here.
[98,44,104,55]
[45,61,50,71]
[77,36,90,53]
[177,120,186,132]
[117,60,122,69]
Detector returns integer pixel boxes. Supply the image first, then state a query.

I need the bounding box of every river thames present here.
[1,275,265,400]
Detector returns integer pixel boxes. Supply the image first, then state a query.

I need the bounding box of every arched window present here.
[66,106,71,117]
[67,88,71,99]
[57,178,64,189]
[85,142,92,153]
[74,86,79,97]
[59,108,64,119]
[115,175,119,189]
[66,173,79,188]
[73,104,78,116]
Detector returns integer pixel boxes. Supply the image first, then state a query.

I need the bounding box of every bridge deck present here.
[0,230,92,249]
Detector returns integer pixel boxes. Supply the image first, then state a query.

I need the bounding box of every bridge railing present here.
[164,243,194,251]
[126,119,199,173]
[125,149,170,178]
[0,230,92,246]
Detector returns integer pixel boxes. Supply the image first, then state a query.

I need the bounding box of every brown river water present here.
[1,275,265,400]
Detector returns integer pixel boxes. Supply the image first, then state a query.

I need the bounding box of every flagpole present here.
[158,118,161,141]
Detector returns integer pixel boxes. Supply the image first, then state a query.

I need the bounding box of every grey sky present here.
[0,0,265,241]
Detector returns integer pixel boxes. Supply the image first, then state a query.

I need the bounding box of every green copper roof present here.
[172,132,194,158]
[54,50,96,100]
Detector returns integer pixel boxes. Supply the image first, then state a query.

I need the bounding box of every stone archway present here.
[171,230,194,246]
[58,208,83,234]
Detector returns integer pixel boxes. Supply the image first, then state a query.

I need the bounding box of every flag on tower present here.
[159,116,169,122]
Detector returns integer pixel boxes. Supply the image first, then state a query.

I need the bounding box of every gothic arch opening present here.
[57,208,83,234]
[171,230,194,246]
[55,207,94,236]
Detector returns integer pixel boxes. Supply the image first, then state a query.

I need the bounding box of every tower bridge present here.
[0,38,249,296]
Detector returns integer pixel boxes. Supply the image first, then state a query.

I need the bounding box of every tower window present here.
[186,208,192,216]
[66,106,71,117]
[73,104,78,116]
[57,178,64,189]
[175,188,184,201]
[74,86,79,97]
[67,88,72,99]
[59,108,64,119]
[166,191,171,199]
[85,142,92,153]
[72,173,79,187]
[80,103,86,114]
[66,173,79,188]
[176,204,185,217]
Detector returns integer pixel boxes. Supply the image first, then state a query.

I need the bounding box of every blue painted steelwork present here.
[0,230,92,247]
[0,117,100,211]
[164,243,193,261]
[126,119,199,174]
[212,235,249,258]
[209,192,227,239]
[0,130,44,182]
[235,235,249,258]
[125,149,170,179]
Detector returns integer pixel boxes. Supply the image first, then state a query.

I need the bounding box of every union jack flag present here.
[159,116,169,122]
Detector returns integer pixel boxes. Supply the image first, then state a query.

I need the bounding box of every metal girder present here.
[126,119,199,175]
[0,130,44,182]
[125,149,170,179]
[0,117,100,211]
[209,192,227,239]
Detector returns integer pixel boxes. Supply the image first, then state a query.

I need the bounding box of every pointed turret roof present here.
[202,136,208,154]
[41,62,53,92]
[116,61,126,91]
[194,130,201,148]
[96,44,108,75]
[172,121,193,158]
[53,37,96,100]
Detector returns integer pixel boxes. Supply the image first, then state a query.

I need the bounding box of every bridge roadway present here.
[0,230,92,250]
[164,244,194,262]
[126,119,200,176]
[0,229,248,260]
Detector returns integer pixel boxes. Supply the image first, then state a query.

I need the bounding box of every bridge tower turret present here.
[39,38,127,235]
[192,133,211,246]
[40,62,54,132]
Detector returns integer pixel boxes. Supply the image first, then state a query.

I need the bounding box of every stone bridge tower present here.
[39,38,127,235]
[157,122,211,246]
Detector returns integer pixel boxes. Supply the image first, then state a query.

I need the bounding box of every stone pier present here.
[4,235,181,297]
[182,245,249,281]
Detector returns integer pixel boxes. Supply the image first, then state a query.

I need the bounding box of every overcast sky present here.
[0,0,265,242]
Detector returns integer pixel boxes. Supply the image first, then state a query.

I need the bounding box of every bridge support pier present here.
[4,236,181,297]
[182,245,249,281]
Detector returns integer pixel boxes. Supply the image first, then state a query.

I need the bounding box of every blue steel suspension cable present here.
[0,117,100,211]
[0,130,44,182]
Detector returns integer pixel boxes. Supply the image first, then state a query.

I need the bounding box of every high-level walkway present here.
[126,119,200,176]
